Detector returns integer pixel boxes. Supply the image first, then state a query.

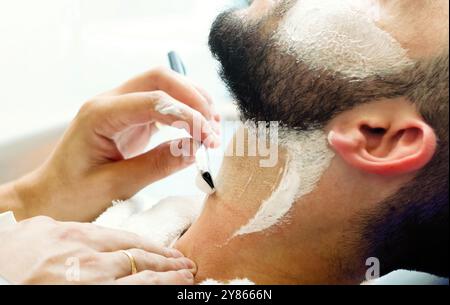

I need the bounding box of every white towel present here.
[94,195,204,248]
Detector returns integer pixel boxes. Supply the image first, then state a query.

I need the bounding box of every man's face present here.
[208,0,445,130]
[204,0,448,279]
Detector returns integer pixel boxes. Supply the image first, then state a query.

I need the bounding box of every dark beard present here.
[208,9,440,130]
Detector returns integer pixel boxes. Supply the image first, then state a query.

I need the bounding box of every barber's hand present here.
[0,216,197,284]
[11,67,221,221]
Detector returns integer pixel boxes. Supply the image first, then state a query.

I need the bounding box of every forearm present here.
[1,166,112,222]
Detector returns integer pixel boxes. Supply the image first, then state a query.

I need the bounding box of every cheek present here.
[275,0,414,78]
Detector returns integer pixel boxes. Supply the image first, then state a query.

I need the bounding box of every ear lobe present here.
[328,121,437,176]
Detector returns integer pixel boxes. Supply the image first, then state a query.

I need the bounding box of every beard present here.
[207,5,440,130]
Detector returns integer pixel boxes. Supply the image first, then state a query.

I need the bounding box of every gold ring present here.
[121,250,138,275]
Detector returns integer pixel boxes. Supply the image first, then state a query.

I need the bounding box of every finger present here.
[92,91,220,148]
[191,82,222,135]
[192,83,213,107]
[113,123,156,158]
[116,270,194,285]
[190,82,220,122]
[111,67,213,121]
[104,138,199,197]
[74,223,184,257]
[104,249,196,279]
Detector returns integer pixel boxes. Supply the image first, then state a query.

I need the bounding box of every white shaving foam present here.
[234,128,335,237]
[276,0,413,78]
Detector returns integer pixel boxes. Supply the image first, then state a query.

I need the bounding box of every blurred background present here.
[0,0,237,144]
[0,0,241,186]
[0,0,447,285]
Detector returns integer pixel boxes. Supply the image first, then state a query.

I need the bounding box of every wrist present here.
[0,180,26,219]
[0,169,48,220]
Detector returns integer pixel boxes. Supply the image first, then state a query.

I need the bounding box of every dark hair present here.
[360,55,449,278]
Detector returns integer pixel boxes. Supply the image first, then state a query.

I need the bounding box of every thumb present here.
[105,138,198,199]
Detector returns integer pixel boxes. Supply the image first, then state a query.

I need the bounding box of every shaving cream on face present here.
[234,128,335,237]
[276,0,413,78]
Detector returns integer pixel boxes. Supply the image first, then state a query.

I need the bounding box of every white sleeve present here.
[0,211,17,285]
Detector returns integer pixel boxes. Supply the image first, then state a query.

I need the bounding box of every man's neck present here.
[174,146,298,284]
[174,127,367,284]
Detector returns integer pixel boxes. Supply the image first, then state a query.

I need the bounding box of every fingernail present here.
[166,248,184,258]
[179,269,194,280]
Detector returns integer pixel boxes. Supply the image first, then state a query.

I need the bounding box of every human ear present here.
[327,100,437,176]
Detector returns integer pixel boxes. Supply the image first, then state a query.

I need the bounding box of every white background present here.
[0,0,235,144]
